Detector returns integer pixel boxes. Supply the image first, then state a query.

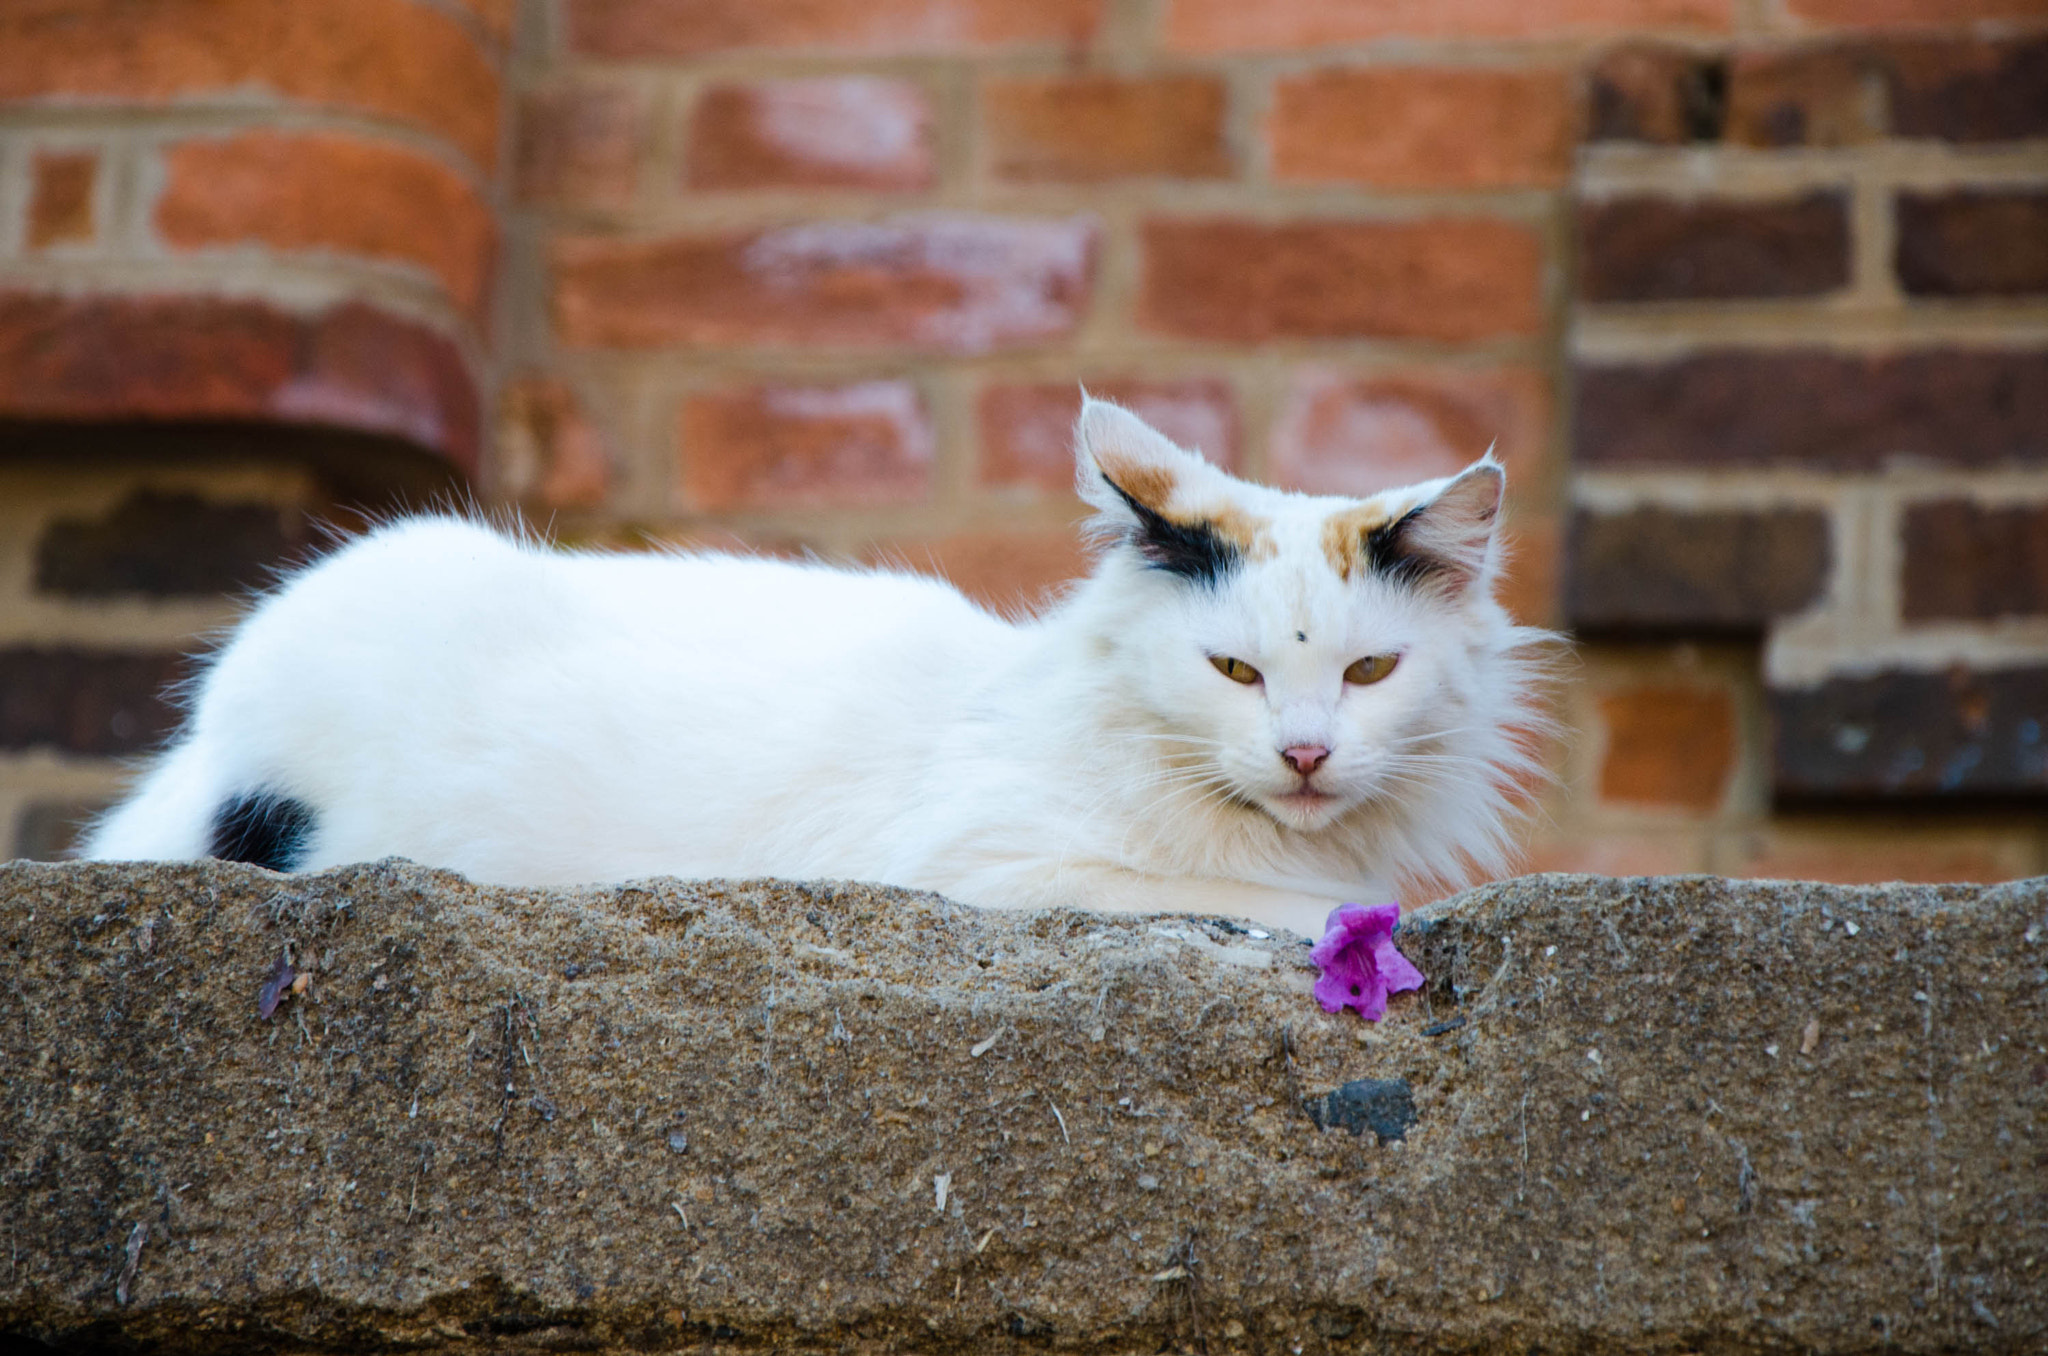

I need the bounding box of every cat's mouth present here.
[1267,787,1343,827]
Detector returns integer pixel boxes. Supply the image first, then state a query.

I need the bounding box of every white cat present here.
[83,399,1550,937]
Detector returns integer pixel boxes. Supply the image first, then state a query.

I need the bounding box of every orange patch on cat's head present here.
[1098,451,1275,561]
[1320,504,1399,581]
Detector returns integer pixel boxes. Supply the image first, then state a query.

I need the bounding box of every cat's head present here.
[1071,396,1549,886]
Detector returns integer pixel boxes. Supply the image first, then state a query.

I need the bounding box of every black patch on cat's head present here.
[1364,507,1451,588]
[209,792,315,872]
[1103,474,1241,588]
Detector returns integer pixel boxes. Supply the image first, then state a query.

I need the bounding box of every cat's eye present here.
[1343,653,1399,686]
[1209,654,1261,685]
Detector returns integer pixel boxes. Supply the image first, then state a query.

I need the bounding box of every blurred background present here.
[1,0,2043,885]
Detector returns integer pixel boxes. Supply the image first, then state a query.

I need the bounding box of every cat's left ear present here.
[1365,456,1504,596]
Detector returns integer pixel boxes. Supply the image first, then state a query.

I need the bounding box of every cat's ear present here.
[1073,396,1244,584]
[1072,396,1200,518]
[1360,456,1504,596]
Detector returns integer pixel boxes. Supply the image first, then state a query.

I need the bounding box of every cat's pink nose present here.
[1281,744,1329,776]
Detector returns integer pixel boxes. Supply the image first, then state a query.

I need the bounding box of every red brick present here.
[553,215,1095,352]
[497,377,611,509]
[873,528,1090,614]
[1165,0,1730,52]
[984,75,1229,183]
[1901,500,2048,622]
[978,380,1238,492]
[1577,193,1850,302]
[156,131,497,320]
[568,0,1102,57]
[1498,516,1561,628]
[516,85,645,208]
[1725,833,2014,885]
[1597,686,1737,811]
[1140,218,1542,343]
[449,0,517,43]
[1585,45,1727,143]
[26,151,97,248]
[1269,366,1548,496]
[1896,190,2048,297]
[1575,350,2048,471]
[690,79,933,192]
[1271,68,1574,189]
[680,382,932,511]
[0,293,479,470]
[0,0,502,172]
[1771,664,2048,798]
[1784,0,2048,29]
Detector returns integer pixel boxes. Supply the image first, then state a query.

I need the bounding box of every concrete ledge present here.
[0,861,2042,1353]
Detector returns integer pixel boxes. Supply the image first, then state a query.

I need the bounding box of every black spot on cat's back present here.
[209,793,315,872]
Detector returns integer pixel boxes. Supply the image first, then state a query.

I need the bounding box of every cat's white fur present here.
[83,399,1549,937]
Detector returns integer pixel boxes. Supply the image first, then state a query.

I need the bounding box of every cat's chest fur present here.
[83,399,1547,938]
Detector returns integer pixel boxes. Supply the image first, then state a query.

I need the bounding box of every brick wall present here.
[2,0,2043,887]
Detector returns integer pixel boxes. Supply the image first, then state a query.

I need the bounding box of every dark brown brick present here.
[1567,506,1831,632]
[35,491,306,598]
[1726,46,1882,147]
[0,294,480,472]
[1901,500,2048,622]
[1896,190,2048,297]
[1585,45,1727,143]
[13,800,106,861]
[1771,664,2048,799]
[1575,349,2048,471]
[1578,193,1849,302]
[1887,36,2048,144]
[0,648,185,755]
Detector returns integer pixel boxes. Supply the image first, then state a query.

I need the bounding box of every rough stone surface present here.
[0,862,2042,1354]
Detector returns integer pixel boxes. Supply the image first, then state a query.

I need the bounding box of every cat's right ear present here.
[1073,396,1193,520]
[1073,397,1244,585]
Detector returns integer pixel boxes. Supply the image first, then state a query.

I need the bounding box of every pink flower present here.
[1310,903,1425,1021]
